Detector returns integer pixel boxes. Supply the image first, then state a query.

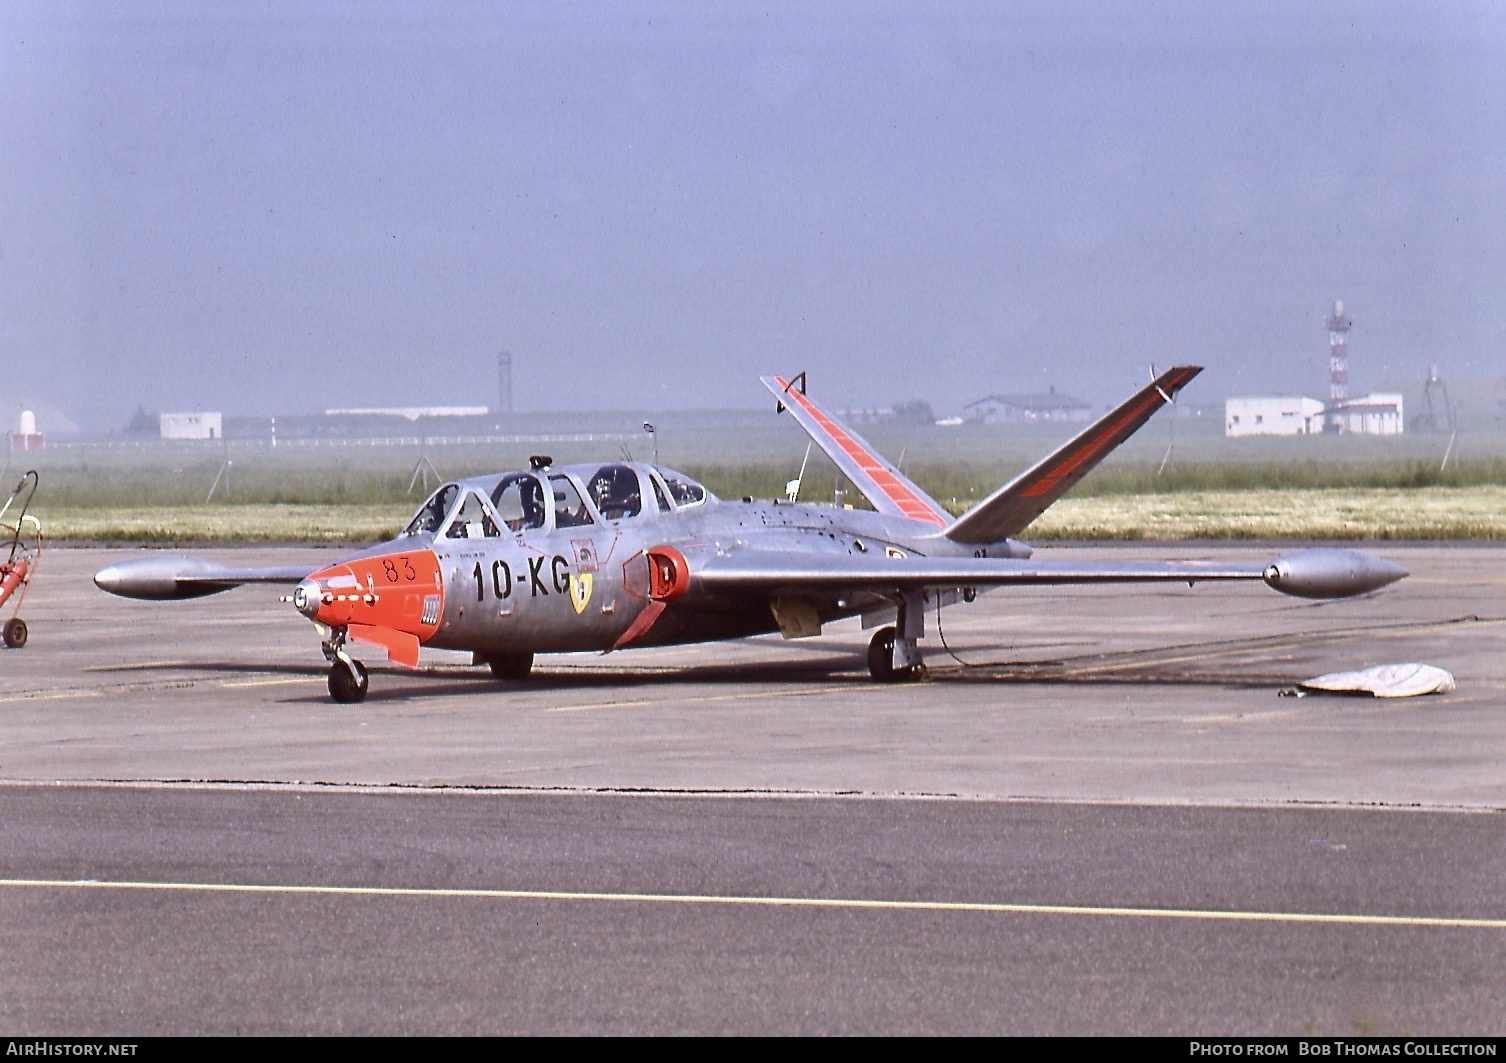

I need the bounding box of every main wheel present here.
[3,617,27,649]
[867,626,910,682]
[486,651,534,680]
[328,659,369,703]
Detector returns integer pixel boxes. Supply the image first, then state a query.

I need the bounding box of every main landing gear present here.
[866,590,929,682]
[321,627,369,704]
[3,617,26,649]
[867,627,926,682]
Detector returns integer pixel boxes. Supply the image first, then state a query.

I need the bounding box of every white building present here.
[160,412,223,440]
[963,387,1092,424]
[1225,393,1405,437]
[1328,393,1404,435]
[324,406,488,421]
[1225,396,1325,437]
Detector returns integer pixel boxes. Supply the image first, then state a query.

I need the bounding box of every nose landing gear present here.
[328,658,369,703]
[321,627,369,703]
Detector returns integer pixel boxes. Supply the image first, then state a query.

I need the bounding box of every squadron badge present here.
[569,572,593,614]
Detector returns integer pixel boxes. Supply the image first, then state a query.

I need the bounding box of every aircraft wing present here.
[944,365,1201,545]
[94,555,319,600]
[694,546,1406,601]
[761,375,951,529]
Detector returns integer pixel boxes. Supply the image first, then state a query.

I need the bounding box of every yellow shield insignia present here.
[569,572,593,614]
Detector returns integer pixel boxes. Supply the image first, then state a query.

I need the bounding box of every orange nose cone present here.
[293,550,444,639]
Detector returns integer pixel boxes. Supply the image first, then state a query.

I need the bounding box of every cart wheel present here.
[3,618,27,649]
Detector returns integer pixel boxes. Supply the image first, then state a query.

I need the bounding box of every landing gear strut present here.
[867,590,929,682]
[321,627,369,703]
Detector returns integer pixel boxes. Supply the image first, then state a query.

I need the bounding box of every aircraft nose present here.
[291,578,322,618]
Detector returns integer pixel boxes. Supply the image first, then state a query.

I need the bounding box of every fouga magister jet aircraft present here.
[94,367,1406,703]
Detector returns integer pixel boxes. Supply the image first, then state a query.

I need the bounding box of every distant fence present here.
[50,434,639,452]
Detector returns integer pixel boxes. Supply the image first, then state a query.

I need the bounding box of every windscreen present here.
[405,483,461,536]
[655,468,708,508]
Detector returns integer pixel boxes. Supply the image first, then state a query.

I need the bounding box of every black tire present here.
[3,617,27,649]
[867,626,923,683]
[486,651,534,680]
[868,626,902,682]
[328,659,369,703]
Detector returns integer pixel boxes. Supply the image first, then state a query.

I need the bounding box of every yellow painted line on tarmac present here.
[2,877,1502,930]
[218,677,321,689]
[1407,577,1506,586]
[1183,710,1302,724]
[0,690,103,704]
[82,661,188,673]
[547,683,887,714]
[1057,647,1248,678]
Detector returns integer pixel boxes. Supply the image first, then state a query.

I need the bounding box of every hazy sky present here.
[3,0,1503,420]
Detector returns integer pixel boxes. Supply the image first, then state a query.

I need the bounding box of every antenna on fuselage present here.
[643,422,657,464]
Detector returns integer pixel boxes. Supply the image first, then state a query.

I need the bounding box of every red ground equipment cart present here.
[0,471,40,648]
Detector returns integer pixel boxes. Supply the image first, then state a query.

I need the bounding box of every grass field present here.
[14,419,1506,543]
[32,484,1506,545]
[1027,486,1506,541]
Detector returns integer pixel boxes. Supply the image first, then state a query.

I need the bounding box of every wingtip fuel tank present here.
[93,556,238,600]
[1262,548,1408,599]
[94,555,315,600]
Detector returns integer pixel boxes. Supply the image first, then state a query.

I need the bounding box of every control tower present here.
[1324,300,1353,433]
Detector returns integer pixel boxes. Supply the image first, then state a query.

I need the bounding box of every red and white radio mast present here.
[1324,299,1353,433]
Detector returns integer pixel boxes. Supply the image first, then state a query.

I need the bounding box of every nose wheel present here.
[320,627,369,703]
[3,617,27,649]
[328,658,369,703]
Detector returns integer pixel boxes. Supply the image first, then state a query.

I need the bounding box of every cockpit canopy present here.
[402,463,713,539]
[490,473,547,532]
[587,463,641,521]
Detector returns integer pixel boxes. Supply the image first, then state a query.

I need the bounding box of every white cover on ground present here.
[1299,663,1456,698]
